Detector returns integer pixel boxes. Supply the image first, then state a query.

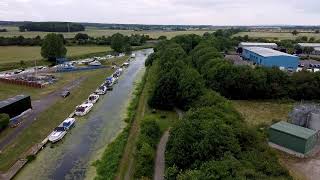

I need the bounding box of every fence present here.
[0,78,45,88]
[56,65,108,73]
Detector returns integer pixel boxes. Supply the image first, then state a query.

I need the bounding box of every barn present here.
[0,95,32,119]
[297,43,320,55]
[242,47,299,70]
[269,121,317,155]
[238,42,278,49]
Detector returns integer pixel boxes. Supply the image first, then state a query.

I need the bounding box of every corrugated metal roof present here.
[298,43,320,47]
[314,47,320,51]
[243,47,297,58]
[0,95,29,109]
[270,121,316,140]
[239,42,278,46]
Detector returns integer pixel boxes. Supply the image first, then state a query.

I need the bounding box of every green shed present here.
[269,121,318,154]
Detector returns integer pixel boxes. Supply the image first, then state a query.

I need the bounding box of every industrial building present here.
[242,47,299,70]
[269,121,317,155]
[239,42,278,49]
[0,95,32,118]
[297,43,320,55]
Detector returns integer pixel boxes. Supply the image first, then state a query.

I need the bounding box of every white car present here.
[75,103,94,116]
[88,94,99,104]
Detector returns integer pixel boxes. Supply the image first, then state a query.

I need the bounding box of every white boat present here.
[48,118,75,143]
[88,94,99,104]
[131,53,136,58]
[75,103,94,116]
[95,85,107,95]
[89,60,102,66]
[122,62,130,67]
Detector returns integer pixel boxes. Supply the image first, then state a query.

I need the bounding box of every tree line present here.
[19,22,85,32]
[0,33,150,46]
[142,33,292,179]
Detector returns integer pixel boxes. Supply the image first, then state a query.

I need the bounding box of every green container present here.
[269,121,317,154]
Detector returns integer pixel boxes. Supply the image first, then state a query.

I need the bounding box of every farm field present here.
[0,45,110,64]
[233,31,320,40]
[0,25,214,39]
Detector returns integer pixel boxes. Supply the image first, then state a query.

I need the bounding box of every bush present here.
[134,119,161,178]
[0,113,10,131]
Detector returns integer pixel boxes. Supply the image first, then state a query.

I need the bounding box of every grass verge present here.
[93,69,147,180]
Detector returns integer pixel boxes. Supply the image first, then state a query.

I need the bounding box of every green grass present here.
[0,25,214,39]
[0,46,110,64]
[0,57,129,171]
[94,68,147,180]
[232,100,294,126]
[234,32,320,40]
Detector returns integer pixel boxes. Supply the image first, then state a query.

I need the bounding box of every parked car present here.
[61,90,70,98]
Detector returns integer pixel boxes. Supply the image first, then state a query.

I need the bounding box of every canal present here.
[15,49,153,180]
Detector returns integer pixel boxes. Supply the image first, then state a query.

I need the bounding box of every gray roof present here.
[298,43,320,48]
[0,95,29,109]
[270,121,316,140]
[243,47,297,58]
[239,42,278,47]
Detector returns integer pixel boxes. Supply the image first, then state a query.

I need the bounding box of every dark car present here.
[61,90,70,98]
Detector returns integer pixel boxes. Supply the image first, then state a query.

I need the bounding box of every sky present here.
[0,0,319,25]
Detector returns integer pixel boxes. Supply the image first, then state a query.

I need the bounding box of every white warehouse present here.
[239,42,278,49]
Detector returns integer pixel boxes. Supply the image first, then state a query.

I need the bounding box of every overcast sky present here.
[0,0,319,25]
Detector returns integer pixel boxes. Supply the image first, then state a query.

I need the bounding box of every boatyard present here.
[10,49,152,180]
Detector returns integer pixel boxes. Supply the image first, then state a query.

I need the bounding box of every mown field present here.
[0,45,110,64]
[0,25,214,39]
[234,31,320,40]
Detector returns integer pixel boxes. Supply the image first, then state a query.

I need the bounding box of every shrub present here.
[0,113,10,131]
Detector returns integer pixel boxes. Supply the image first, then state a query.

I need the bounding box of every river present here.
[15,49,153,180]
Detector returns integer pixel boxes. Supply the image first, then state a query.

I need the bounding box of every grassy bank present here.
[0,57,129,171]
[93,68,147,180]
[0,56,128,101]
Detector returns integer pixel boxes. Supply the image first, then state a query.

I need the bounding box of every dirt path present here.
[154,130,170,180]
[153,108,183,180]
[0,77,86,151]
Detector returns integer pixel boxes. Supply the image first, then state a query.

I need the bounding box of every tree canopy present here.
[41,33,67,61]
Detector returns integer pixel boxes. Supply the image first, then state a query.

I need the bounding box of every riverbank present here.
[13,49,152,180]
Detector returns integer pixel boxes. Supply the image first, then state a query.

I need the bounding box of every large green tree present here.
[111,33,127,53]
[41,33,67,61]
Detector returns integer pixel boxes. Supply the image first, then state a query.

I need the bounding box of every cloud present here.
[0,0,319,25]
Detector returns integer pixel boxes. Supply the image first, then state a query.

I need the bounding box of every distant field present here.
[0,46,110,64]
[0,25,214,39]
[234,32,320,40]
